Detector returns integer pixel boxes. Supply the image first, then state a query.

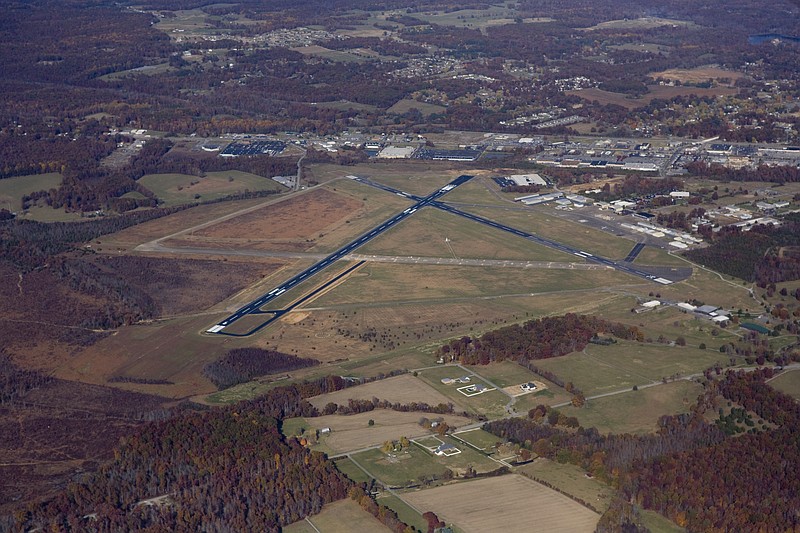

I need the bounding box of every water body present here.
[749,33,800,45]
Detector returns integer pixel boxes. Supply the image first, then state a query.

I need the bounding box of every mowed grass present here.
[466,360,540,388]
[465,205,636,260]
[533,341,724,397]
[401,475,599,533]
[517,458,615,512]
[634,246,692,268]
[387,99,446,117]
[416,366,509,418]
[640,510,687,533]
[353,446,450,487]
[360,207,578,261]
[559,380,703,434]
[376,494,428,533]
[436,174,509,206]
[769,370,800,400]
[310,263,636,307]
[284,499,391,533]
[452,428,503,452]
[139,171,284,206]
[0,172,62,211]
[334,457,372,484]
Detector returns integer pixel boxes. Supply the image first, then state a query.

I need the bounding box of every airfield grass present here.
[518,458,615,512]
[634,247,692,268]
[465,205,636,260]
[138,171,284,206]
[532,341,724,397]
[559,380,703,434]
[416,366,509,418]
[360,207,580,261]
[307,161,458,193]
[436,174,511,206]
[769,370,800,400]
[310,263,637,307]
[0,172,62,211]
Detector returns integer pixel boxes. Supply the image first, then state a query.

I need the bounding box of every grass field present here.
[567,85,738,110]
[283,499,391,533]
[308,374,457,410]
[138,172,284,206]
[769,370,800,400]
[465,361,540,388]
[310,263,636,307]
[334,457,372,484]
[532,341,723,397]
[640,510,687,533]
[435,174,509,206]
[634,247,692,268]
[517,458,615,512]
[452,428,503,452]
[387,99,447,117]
[360,207,578,261]
[0,172,62,211]
[303,410,472,455]
[416,366,510,418]
[464,205,636,260]
[376,494,429,533]
[401,475,599,532]
[559,380,703,434]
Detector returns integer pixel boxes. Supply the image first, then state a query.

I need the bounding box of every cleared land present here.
[769,370,800,400]
[308,374,458,410]
[138,171,284,206]
[649,67,744,84]
[560,380,702,434]
[360,207,578,261]
[465,360,540,389]
[0,172,62,211]
[300,410,472,455]
[387,99,446,117]
[583,17,695,31]
[401,475,599,532]
[533,342,723,397]
[517,458,615,512]
[567,85,738,110]
[283,499,390,533]
[416,366,509,418]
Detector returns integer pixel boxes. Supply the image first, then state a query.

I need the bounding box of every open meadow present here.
[401,475,599,532]
[517,458,615,512]
[769,370,800,400]
[308,374,457,410]
[283,499,390,533]
[138,171,285,206]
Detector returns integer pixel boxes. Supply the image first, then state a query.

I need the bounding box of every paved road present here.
[206,175,474,335]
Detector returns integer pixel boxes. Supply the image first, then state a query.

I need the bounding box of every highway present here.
[206,175,474,335]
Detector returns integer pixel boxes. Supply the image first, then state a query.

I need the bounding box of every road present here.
[206,175,474,335]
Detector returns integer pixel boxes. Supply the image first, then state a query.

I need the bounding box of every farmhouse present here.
[520,382,537,392]
[434,443,461,456]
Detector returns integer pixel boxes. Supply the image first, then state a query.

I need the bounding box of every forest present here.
[203,347,320,390]
[437,313,642,365]
[485,368,800,531]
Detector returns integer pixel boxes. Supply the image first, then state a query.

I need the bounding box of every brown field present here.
[769,370,800,400]
[284,499,391,533]
[649,67,744,84]
[568,85,739,110]
[308,374,459,410]
[583,17,695,31]
[303,410,472,454]
[193,188,362,241]
[401,475,599,533]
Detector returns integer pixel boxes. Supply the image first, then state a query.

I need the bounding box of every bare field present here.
[192,187,361,241]
[568,85,738,110]
[401,475,599,533]
[308,374,458,410]
[305,410,472,454]
[649,67,744,84]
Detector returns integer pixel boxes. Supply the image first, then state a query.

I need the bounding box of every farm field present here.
[300,410,472,455]
[283,498,390,533]
[138,171,284,206]
[769,370,800,400]
[360,207,578,262]
[517,458,615,512]
[401,475,599,532]
[532,342,723,397]
[648,67,744,84]
[463,205,637,260]
[387,99,446,117]
[559,380,702,434]
[567,85,738,110]
[307,374,458,410]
